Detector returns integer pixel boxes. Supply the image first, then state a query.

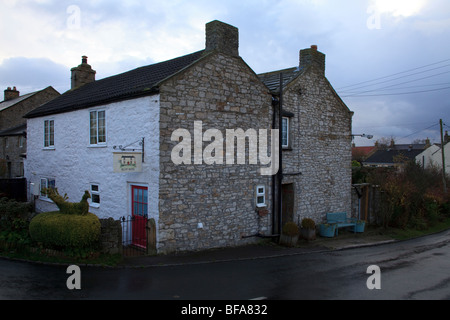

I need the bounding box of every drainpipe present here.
[277,73,284,236]
[272,98,277,236]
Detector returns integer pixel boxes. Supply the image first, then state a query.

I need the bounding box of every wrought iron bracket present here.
[113,137,145,163]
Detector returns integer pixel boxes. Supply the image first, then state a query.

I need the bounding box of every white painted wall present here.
[416,143,450,174]
[25,95,160,225]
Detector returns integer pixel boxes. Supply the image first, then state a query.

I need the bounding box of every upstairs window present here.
[44,120,54,148]
[281,117,290,148]
[90,110,106,145]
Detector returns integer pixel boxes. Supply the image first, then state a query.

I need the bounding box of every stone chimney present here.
[205,20,239,57]
[4,86,20,101]
[71,56,96,89]
[300,45,326,75]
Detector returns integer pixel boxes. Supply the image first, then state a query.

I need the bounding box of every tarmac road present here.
[1,229,450,300]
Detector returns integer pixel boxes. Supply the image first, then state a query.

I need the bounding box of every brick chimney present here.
[300,45,326,75]
[71,56,96,89]
[4,86,20,101]
[205,20,239,57]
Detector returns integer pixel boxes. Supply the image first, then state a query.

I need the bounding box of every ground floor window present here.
[90,184,100,206]
[40,178,55,198]
[256,185,266,207]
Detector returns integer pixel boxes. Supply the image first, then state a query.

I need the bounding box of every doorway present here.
[281,183,295,225]
[131,185,148,248]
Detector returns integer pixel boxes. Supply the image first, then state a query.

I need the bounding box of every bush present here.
[0,197,33,232]
[29,211,100,250]
[301,218,316,229]
[282,221,299,236]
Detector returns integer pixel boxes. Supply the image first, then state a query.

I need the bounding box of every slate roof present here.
[258,67,304,92]
[0,124,26,137]
[363,144,426,165]
[0,91,40,112]
[25,50,206,118]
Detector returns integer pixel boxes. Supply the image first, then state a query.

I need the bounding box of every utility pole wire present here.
[440,119,447,194]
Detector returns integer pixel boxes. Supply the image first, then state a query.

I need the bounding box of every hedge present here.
[29,211,101,249]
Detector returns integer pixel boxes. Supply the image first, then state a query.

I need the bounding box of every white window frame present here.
[40,177,55,200]
[89,110,106,146]
[90,184,100,207]
[256,185,266,208]
[44,119,55,149]
[281,117,289,148]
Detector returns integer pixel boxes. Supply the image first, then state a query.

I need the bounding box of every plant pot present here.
[279,234,299,247]
[300,228,316,241]
[319,224,336,238]
[351,222,365,233]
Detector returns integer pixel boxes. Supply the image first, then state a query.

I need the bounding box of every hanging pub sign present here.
[113,152,143,173]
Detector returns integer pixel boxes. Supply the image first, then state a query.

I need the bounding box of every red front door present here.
[131,186,148,248]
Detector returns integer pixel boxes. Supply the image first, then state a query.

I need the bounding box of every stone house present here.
[25,20,353,254]
[258,45,353,230]
[0,86,59,178]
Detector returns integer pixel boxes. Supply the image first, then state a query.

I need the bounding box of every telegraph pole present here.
[440,119,447,194]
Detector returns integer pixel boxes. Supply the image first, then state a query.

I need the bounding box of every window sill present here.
[43,147,55,151]
[89,203,100,209]
[88,144,107,148]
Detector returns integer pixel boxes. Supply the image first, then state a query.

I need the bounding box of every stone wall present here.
[281,65,353,225]
[158,52,274,253]
[0,87,60,131]
[99,218,122,254]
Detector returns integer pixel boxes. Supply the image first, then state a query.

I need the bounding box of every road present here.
[1,229,450,300]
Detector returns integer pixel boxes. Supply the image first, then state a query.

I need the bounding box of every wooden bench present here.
[326,212,356,236]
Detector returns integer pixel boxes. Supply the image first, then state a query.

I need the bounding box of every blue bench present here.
[326,212,356,236]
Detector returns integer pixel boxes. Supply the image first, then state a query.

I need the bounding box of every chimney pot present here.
[311,45,318,50]
[4,86,20,101]
[71,55,96,89]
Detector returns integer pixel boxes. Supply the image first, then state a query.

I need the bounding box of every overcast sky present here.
[1,0,449,146]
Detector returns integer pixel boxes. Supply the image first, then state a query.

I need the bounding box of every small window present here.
[44,120,54,148]
[256,185,266,208]
[40,178,55,198]
[281,117,289,148]
[90,110,106,145]
[90,184,100,205]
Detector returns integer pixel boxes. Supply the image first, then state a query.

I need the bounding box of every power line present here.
[339,65,450,94]
[341,86,450,98]
[337,58,450,91]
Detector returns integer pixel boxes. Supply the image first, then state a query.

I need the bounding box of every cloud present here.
[0,57,68,94]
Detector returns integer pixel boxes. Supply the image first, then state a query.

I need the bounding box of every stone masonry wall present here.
[158,52,273,254]
[281,66,353,225]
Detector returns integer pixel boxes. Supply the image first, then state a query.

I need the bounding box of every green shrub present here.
[29,211,100,249]
[0,197,32,232]
[301,218,316,229]
[282,221,299,236]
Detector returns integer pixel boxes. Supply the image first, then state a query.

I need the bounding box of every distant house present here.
[416,132,449,174]
[352,145,377,162]
[25,20,353,254]
[363,144,426,168]
[0,86,59,178]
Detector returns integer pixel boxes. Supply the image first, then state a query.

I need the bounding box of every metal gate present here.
[120,215,148,256]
